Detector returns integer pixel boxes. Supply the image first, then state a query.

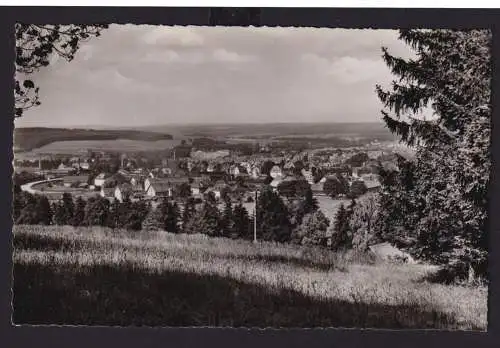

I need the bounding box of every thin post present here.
[253,190,258,243]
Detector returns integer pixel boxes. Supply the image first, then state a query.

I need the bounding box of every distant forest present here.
[140,122,397,140]
[14,128,173,152]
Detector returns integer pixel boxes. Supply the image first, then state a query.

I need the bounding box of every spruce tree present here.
[165,202,180,233]
[84,196,110,227]
[295,186,319,228]
[304,187,319,213]
[71,196,86,227]
[375,29,491,279]
[126,200,149,231]
[331,204,352,251]
[61,192,75,225]
[232,202,250,239]
[292,209,330,246]
[118,196,132,228]
[221,198,234,238]
[200,197,221,237]
[256,186,292,242]
[184,200,220,237]
[52,201,66,225]
[12,191,27,222]
[106,199,121,229]
[16,193,42,225]
[36,195,52,225]
[183,193,221,237]
[142,205,163,231]
[182,197,196,233]
[156,198,169,231]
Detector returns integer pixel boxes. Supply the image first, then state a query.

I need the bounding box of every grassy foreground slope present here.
[12,225,487,329]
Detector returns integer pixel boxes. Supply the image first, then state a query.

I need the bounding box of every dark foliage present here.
[142,203,164,231]
[71,197,86,227]
[375,29,491,280]
[261,160,275,176]
[16,193,52,225]
[231,203,251,240]
[277,178,310,200]
[331,204,352,251]
[83,196,110,227]
[220,199,234,238]
[323,175,349,198]
[255,187,292,242]
[345,152,369,167]
[349,180,368,199]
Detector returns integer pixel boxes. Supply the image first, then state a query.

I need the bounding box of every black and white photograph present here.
[12,23,491,330]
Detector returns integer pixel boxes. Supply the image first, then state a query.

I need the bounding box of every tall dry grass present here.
[12,225,487,329]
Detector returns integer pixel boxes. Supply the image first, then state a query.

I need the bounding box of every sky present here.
[15,25,416,128]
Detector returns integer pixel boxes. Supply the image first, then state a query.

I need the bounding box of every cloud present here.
[328,56,391,84]
[143,26,204,47]
[301,53,394,85]
[142,50,181,63]
[16,26,415,128]
[212,48,256,63]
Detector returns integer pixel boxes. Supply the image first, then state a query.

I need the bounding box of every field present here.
[316,196,352,221]
[12,225,487,329]
[16,139,182,158]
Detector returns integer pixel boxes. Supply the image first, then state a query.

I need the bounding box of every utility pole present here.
[253,189,258,243]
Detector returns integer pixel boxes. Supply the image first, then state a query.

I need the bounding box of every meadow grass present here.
[12,225,487,330]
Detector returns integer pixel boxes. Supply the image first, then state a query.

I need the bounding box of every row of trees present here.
[322,175,368,198]
[13,182,371,252]
[14,191,150,230]
[276,175,368,201]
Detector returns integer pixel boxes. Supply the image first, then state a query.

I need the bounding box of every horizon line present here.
[15,120,388,129]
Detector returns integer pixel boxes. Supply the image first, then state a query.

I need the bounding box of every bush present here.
[292,210,330,246]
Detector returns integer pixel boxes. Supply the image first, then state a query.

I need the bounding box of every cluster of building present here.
[16,142,402,203]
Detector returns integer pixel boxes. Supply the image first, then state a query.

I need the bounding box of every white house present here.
[114,183,133,203]
[244,162,252,175]
[229,164,248,177]
[269,165,283,179]
[229,165,240,176]
[144,177,189,198]
[301,168,314,184]
[130,177,139,187]
[206,163,216,172]
[94,173,109,188]
[144,177,154,192]
[250,166,261,179]
[145,180,172,198]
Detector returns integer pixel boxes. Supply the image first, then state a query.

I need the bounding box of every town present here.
[14,136,400,217]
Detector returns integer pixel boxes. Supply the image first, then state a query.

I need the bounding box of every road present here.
[20,178,64,195]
